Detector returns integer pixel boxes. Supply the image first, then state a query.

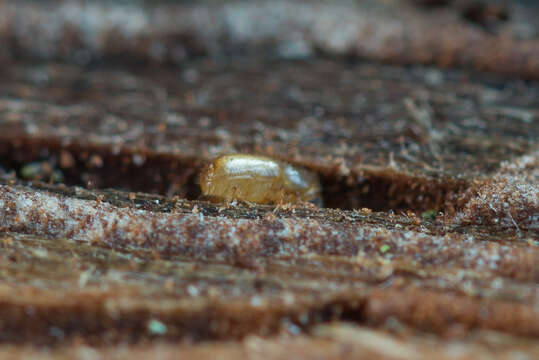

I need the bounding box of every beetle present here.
[199,154,321,205]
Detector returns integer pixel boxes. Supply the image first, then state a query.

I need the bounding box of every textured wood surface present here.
[0,0,537,359]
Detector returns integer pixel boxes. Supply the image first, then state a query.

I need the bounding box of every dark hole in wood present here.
[0,137,466,213]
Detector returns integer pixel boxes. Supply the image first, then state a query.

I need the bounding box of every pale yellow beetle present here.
[199,154,321,205]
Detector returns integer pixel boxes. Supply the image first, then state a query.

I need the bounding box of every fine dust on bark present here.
[0,58,537,352]
[0,59,536,218]
[0,232,537,347]
[0,0,538,357]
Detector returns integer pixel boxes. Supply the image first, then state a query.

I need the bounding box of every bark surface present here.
[0,0,537,358]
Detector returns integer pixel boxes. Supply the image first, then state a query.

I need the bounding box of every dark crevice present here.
[321,172,467,213]
[0,137,203,200]
[0,137,468,214]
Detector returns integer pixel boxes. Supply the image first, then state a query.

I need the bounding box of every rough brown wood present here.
[0,0,537,358]
[2,0,539,78]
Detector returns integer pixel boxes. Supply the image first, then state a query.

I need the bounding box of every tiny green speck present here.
[421,209,437,220]
[380,244,390,253]
[147,319,167,335]
[20,162,42,180]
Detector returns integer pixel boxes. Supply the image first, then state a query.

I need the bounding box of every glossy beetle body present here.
[199,154,321,205]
